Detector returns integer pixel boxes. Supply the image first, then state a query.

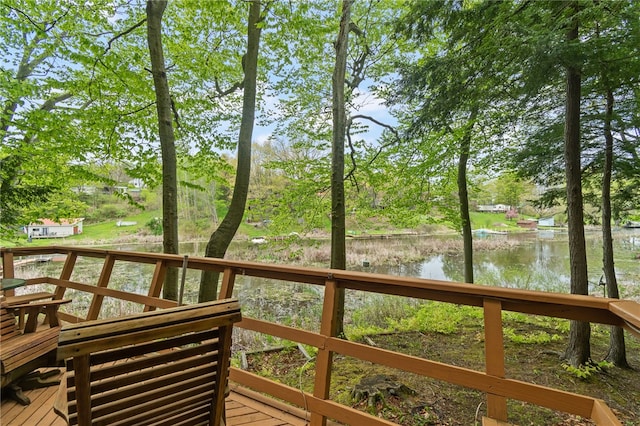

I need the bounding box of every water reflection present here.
[97,228,640,300]
[362,229,639,299]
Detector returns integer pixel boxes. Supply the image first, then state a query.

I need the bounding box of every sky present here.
[252,86,397,148]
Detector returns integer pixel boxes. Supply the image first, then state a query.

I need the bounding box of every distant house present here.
[25,218,84,239]
[538,217,555,227]
[71,185,97,195]
[477,204,510,213]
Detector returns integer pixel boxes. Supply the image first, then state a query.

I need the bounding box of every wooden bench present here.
[55,298,242,426]
[1,295,71,404]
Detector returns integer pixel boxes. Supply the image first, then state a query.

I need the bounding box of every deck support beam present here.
[311,279,341,426]
[484,298,507,421]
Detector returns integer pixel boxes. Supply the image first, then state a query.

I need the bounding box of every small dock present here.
[0,256,56,275]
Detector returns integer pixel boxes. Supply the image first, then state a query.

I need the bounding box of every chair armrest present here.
[7,299,71,333]
[8,299,71,310]
[6,292,57,329]
[5,292,55,306]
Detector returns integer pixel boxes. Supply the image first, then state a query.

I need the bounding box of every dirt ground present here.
[245,323,640,425]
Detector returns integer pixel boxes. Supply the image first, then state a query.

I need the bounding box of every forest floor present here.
[245,321,640,426]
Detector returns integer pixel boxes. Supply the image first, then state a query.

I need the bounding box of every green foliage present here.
[503,327,561,345]
[99,204,129,220]
[352,296,419,326]
[393,302,482,335]
[502,311,571,334]
[145,217,163,236]
[1,0,637,259]
[0,1,154,235]
[561,360,613,381]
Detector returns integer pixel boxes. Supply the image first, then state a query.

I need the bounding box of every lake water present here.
[363,229,640,299]
[100,228,640,301]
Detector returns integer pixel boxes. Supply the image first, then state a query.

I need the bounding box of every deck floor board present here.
[1,369,310,426]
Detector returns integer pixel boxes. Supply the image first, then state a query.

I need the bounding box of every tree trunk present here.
[459,108,477,284]
[147,0,179,301]
[602,89,629,367]
[199,0,262,302]
[563,5,591,367]
[330,0,352,337]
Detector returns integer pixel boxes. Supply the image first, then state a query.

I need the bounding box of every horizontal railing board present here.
[5,247,629,325]
[229,368,398,426]
[326,336,598,417]
[29,277,177,310]
[235,314,617,420]
[608,300,640,338]
[238,317,326,349]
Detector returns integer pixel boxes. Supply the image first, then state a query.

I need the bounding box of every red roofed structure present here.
[25,218,84,239]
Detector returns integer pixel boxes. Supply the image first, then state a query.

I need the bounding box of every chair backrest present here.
[0,296,20,342]
[57,299,242,426]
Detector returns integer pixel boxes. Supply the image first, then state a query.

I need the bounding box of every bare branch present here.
[40,92,73,112]
[351,114,399,138]
[171,96,181,128]
[4,4,45,32]
[344,120,360,190]
[211,77,243,98]
[119,101,156,117]
[91,18,147,87]
[346,22,370,89]
[350,114,401,166]
[103,18,147,56]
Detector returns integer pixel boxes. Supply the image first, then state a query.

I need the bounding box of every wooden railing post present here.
[219,267,236,299]
[86,254,115,320]
[53,251,77,300]
[484,298,508,421]
[311,279,341,426]
[145,260,167,311]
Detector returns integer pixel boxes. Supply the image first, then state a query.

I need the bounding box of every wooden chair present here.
[55,298,242,426]
[5,290,58,329]
[1,295,71,404]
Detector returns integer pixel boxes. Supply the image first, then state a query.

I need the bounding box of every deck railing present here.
[2,246,638,426]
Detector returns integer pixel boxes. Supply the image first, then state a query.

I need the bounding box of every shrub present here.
[99,204,128,219]
[146,217,162,235]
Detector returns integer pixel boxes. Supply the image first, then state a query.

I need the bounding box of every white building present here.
[25,218,84,239]
[538,217,555,227]
[477,204,510,213]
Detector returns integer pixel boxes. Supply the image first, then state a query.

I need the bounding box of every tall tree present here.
[329,0,352,336]
[146,0,179,301]
[257,0,405,239]
[600,88,628,367]
[199,0,263,301]
[393,1,523,283]
[562,2,591,367]
[589,0,640,367]
[500,0,639,366]
[0,2,96,237]
[457,108,477,283]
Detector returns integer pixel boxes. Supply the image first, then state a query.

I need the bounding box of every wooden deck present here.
[1,369,314,426]
[2,246,638,425]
